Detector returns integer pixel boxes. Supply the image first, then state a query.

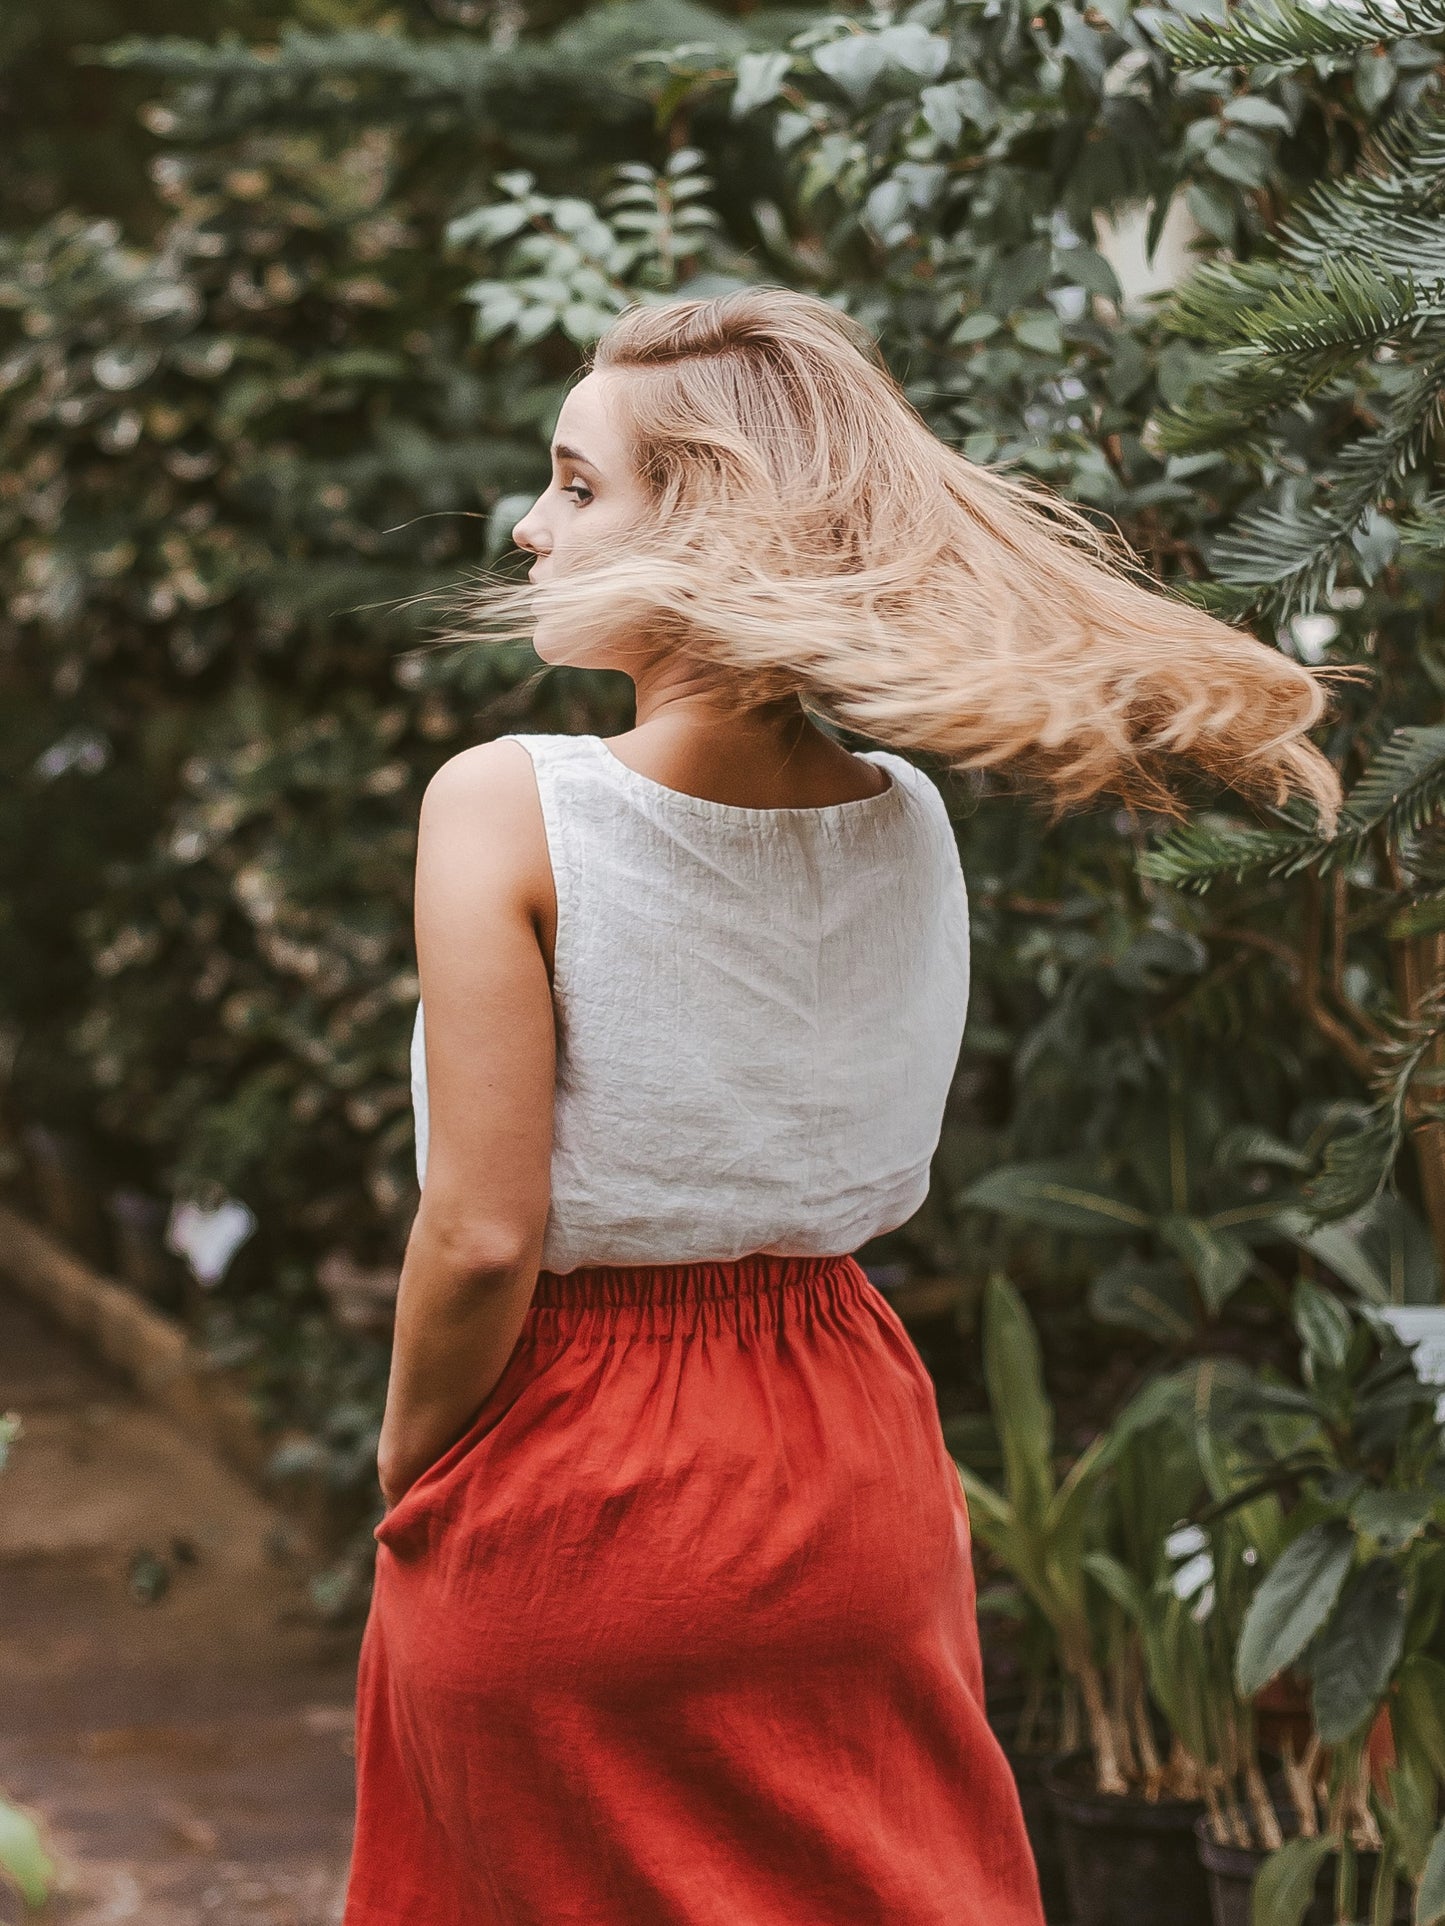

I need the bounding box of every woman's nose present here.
[512,506,548,556]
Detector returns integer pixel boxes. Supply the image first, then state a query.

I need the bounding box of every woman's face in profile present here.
[511,370,653,668]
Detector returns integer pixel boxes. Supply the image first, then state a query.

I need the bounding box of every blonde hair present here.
[464,285,1344,827]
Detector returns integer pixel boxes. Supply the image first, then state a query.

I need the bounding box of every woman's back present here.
[412,731,970,1273]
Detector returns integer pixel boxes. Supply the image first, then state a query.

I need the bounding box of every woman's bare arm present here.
[376,740,556,1508]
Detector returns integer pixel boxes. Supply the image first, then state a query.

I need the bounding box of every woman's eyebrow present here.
[552,443,597,468]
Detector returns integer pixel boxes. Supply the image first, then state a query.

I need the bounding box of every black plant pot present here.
[986,1688,1070,1923]
[1004,1744,1071,1924]
[1044,1751,1211,1926]
[1194,1815,1408,1926]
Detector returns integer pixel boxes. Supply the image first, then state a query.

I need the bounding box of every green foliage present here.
[5,0,1444,1591]
[1156,0,1445,73]
[1140,0,1445,1254]
[1252,1835,1334,1926]
[0,1797,55,1912]
[1235,1519,1354,1697]
[0,1417,54,1908]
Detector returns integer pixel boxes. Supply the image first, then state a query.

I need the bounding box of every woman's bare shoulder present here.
[422,736,538,808]
[418,740,551,890]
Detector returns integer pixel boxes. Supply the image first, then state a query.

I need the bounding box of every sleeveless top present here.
[410,732,971,1274]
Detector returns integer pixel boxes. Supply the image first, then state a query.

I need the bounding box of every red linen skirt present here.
[342,1253,1044,1926]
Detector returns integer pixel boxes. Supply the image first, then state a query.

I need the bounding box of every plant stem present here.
[1284,1735,1323,1838]
[1128,1656,1164,1802]
[1244,1752,1283,1851]
[1370,1840,1399,1926]
[1060,1677,1081,1758]
[1203,1778,1229,1847]
[1108,1650,1139,1787]
[1075,1652,1128,1796]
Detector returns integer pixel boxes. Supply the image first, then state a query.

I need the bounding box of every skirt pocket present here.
[374,1324,542,1550]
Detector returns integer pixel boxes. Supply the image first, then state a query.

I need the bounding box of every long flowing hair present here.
[460,285,1345,827]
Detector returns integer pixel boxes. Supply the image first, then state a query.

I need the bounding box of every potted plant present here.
[958,1273,1216,1926]
[1174,1283,1445,1925]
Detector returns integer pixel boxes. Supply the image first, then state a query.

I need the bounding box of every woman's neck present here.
[609,668,886,810]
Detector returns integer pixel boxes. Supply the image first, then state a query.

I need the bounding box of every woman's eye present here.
[562,482,593,504]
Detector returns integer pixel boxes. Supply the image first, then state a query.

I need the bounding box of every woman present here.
[342,289,1340,1926]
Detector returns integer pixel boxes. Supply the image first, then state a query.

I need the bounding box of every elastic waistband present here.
[534,1251,851,1308]
[526,1251,870,1340]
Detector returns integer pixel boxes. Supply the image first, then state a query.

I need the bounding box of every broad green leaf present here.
[1110,1366,1199,1442]
[1351,1489,1437,1550]
[1396,1656,1445,1782]
[812,25,946,102]
[1253,1835,1335,1926]
[954,311,1002,343]
[1274,1210,1391,1305]
[1160,1215,1252,1314]
[1383,1758,1436,1884]
[961,1162,1152,1234]
[1085,1549,1145,1618]
[1418,1822,1445,1925]
[1222,95,1293,131]
[1236,1520,1354,1696]
[1310,1558,1408,1744]
[0,1797,54,1908]
[1089,1258,1197,1343]
[1292,1278,1354,1373]
[981,1273,1055,1529]
[1012,310,1064,355]
[954,1461,1011,1542]
[920,78,998,143]
[732,50,790,117]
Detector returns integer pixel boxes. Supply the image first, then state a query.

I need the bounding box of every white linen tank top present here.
[411,731,970,1274]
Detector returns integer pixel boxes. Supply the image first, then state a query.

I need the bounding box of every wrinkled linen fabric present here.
[342,1254,1046,1926]
[411,732,971,1273]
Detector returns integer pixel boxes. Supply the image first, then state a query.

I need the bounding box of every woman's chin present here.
[532,626,633,673]
[532,631,595,669]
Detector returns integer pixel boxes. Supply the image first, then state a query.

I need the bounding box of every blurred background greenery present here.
[2,0,1443,1700]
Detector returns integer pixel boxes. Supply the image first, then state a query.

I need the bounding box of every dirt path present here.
[0,1286,362,1925]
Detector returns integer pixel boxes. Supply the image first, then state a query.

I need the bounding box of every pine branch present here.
[1398,491,1445,561]
[1206,500,1352,611]
[1341,725,1445,844]
[1280,101,1445,282]
[1166,258,1422,358]
[1138,818,1326,889]
[1164,260,1288,346]
[1141,728,1445,893]
[1302,980,1445,1217]
[1159,0,1445,73]
[1197,356,1445,616]
[1301,1110,1403,1217]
